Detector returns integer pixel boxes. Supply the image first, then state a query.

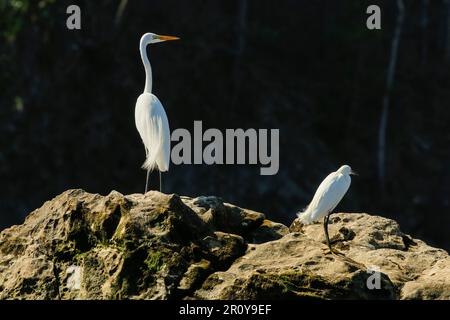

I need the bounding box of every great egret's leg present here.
[323,213,334,254]
[159,171,162,193]
[144,169,150,194]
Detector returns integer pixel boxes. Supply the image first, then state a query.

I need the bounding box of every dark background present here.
[0,0,449,251]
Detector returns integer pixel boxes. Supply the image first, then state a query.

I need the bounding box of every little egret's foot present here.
[323,214,334,254]
[322,246,343,256]
[329,247,342,255]
[328,244,335,255]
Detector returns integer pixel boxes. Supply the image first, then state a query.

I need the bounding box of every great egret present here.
[297,165,356,253]
[135,32,179,193]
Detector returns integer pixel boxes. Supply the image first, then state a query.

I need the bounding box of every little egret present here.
[297,165,356,253]
[135,33,179,193]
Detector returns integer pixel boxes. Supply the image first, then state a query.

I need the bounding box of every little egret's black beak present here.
[350,170,358,176]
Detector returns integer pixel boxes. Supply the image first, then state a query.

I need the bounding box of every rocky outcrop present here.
[0,189,448,300]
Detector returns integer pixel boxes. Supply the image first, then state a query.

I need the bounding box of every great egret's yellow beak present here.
[156,35,180,41]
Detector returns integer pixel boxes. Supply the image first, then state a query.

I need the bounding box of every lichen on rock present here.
[0,189,449,300]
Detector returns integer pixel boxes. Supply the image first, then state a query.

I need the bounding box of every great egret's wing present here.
[308,172,351,221]
[135,93,171,172]
[151,95,171,171]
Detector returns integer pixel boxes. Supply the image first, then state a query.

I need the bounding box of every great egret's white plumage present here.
[297,165,356,253]
[135,33,178,193]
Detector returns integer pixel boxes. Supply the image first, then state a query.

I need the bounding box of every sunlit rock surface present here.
[0,189,448,299]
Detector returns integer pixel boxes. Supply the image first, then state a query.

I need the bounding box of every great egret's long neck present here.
[140,40,152,93]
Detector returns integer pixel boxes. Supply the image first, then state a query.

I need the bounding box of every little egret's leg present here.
[159,171,162,193]
[323,213,334,253]
[144,169,150,194]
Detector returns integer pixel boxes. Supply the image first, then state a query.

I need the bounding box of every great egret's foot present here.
[144,169,150,194]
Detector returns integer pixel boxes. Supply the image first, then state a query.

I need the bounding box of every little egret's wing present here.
[306,172,351,222]
[135,93,171,172]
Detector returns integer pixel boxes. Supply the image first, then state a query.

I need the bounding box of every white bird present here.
[135,32,179,193]
[297,165,356,253]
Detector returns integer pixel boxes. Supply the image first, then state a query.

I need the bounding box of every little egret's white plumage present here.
[135,33,179,193]
[297,165,356,253]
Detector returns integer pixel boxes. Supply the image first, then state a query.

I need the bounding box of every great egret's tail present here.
[296,206,315,225]
[141,117,163,172]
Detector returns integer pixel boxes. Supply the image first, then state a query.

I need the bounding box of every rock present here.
[193,232,396,300]
[0,190,449,300]
[181,196,265,235]
[177,259,211,293]
[200,232,246,268]
[246,219,290,244]
[0,189,265,300]
[288,213,450,299]
[194,213,450,300]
